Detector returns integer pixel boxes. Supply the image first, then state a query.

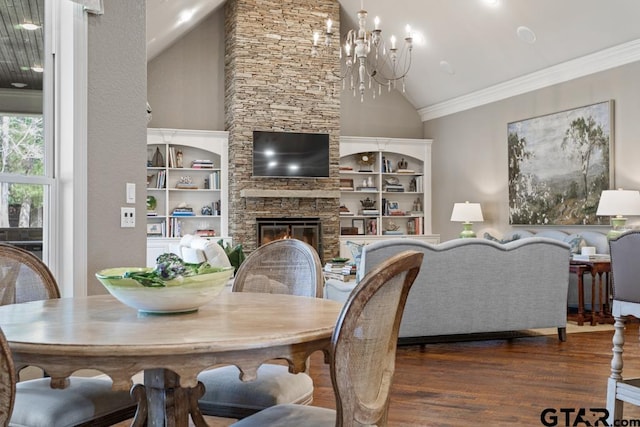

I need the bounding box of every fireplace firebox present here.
[256,218,322,260]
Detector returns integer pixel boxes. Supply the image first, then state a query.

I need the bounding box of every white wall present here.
[425,61,640,241]
[85,0,147,294]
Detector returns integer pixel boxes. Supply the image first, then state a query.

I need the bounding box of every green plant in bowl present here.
[96,253,234,314]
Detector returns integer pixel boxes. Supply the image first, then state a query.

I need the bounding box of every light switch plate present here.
[126,183,135,203]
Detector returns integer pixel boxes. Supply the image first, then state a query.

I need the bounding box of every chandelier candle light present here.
[312,1,414,102]
[450,201,484,239]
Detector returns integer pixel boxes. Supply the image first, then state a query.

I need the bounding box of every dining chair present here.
[197,238,323,419]
[229,249,423,427]
[0,243,137,427]
[606,231,640,425]
[0,243,60,305]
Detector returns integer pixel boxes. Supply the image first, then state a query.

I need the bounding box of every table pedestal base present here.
[131,369,208,427]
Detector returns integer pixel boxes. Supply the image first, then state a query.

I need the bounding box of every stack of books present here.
[191,159,214,169]
[324,260,357,282]
[172,207,195,217]
[340,205,354,216]
[356,186,378,192]
[572,253,610,262]
[361,209,379,216]
[324,259,348,274]
[384,184,404,192]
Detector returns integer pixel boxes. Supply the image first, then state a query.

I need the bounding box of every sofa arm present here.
[324,279,356,304]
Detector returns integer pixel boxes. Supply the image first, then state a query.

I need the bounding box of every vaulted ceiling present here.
[147,0,640,119]
[3,1,640,120]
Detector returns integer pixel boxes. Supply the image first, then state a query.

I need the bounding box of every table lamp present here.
[450,201,484,238]
[596,189,640,239]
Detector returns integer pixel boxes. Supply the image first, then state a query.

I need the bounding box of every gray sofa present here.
[325,237,572,342]
[501,229,609,309]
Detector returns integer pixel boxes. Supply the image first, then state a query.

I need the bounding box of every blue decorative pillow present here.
[564,235,587,254]
[345,241,364,283]
[483,232,520,244]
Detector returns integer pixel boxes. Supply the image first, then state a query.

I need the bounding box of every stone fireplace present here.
[224,0,341,261]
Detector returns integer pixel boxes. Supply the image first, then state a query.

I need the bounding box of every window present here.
[0,114,52,260]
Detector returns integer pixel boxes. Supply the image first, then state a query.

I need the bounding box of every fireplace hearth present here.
[256,218,322,260]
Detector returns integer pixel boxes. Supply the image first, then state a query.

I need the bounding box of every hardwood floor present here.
[116,323,640,426]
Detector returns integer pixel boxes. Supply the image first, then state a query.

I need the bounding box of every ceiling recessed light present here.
[11,83,27,88]
[31,65,44,73]
[516,26,536,44]
[19,22,41,31]
[439,60,455,75]
[177,10,195,25]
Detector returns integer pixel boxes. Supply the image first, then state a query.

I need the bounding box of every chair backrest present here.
[0,326,15,426]
[609,231,640,303]
[232,239,323,297]
[0,244,60,305]
[330,250,423,427]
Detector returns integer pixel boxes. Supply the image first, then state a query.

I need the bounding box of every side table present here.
[569,259,612,326]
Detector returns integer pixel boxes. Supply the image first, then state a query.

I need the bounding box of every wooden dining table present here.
[0,292,344,427]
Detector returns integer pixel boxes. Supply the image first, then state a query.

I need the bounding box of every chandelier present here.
[312,3,413,102]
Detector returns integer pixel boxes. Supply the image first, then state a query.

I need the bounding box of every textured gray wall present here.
[147,8,225,130]
[86,0,147,294]
[425,61,640,241]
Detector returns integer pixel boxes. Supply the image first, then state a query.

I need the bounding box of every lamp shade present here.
[450,201,484,222]
[596,189,640,216]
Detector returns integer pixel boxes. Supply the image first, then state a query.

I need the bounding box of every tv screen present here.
[252,131,330,178]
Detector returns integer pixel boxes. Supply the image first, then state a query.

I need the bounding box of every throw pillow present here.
[345,241,364,283]
[483,232,520,244]
[564,235,587,254]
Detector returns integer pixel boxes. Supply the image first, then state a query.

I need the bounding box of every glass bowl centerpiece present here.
[96,253,234,314]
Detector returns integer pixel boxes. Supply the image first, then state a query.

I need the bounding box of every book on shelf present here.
[191,159,214,169]
[360,209,380,216]
[175,183,199,189]
[339,166,353,171]
[356,186,378,192]
[146,211,158,217]
[155,170,166,189]
[397,169,415,173]
[195,229,216,237]
[172,212,196,217]
[340,205,354,216]
[384,186,405,192]
[383,230,403,235]
[389,211,406,216]
[205,171,221,189]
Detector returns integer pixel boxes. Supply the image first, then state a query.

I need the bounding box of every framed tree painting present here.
[508,100,613,225]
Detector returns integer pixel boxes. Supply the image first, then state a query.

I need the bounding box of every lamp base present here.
[608,217,628,239]
[459,222,476,239]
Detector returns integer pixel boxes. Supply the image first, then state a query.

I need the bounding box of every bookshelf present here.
[146,128,229,245]
[338,136,440,257]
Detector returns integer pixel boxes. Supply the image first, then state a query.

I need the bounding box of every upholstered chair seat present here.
[198,239,323,419]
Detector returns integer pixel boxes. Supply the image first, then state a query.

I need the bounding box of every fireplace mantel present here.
[240,189,340,199]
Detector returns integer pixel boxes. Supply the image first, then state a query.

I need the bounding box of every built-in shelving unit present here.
[146,128,229,266]
[338,136,439,257]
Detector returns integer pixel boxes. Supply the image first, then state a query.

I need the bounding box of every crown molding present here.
[418,38,640,122]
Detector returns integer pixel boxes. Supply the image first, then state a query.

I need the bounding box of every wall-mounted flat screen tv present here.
[252,131,330,178]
